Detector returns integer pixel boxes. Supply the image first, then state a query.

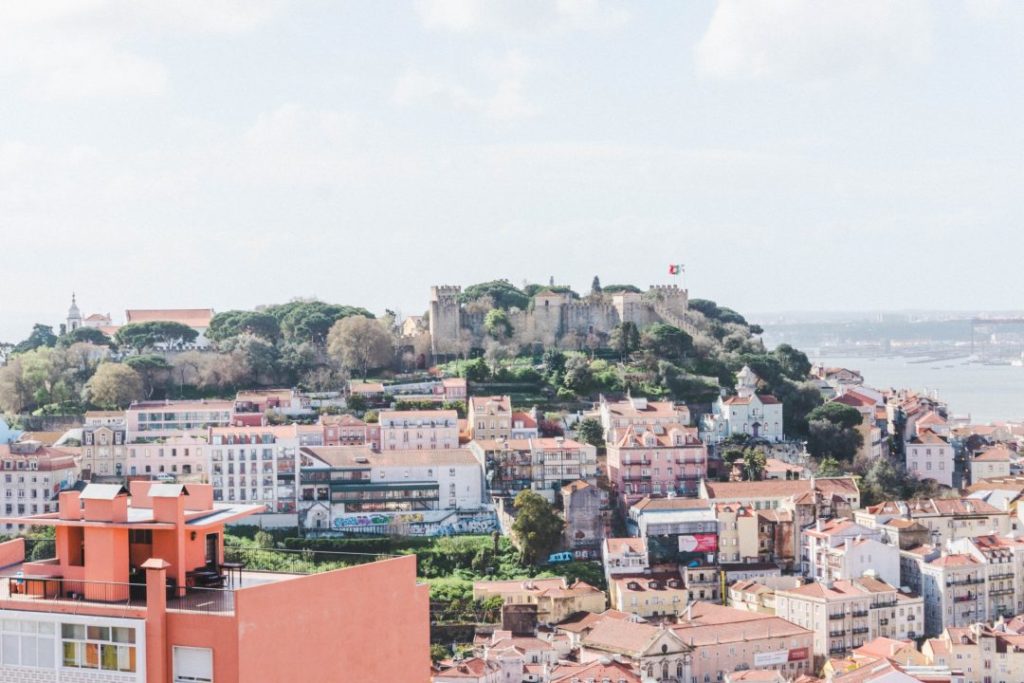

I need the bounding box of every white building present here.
[125,400,234,440]
[905,429,955,488]
[856,498,1010,547]
[968,445,1013,486]
[126,436,208,480]
[774,576,924,662]
[299,446,486,535]
[207,424,324,526]
[802,517,885,582]
[602,537,650,581]
[823,537,901,589]
[702,367,784,443]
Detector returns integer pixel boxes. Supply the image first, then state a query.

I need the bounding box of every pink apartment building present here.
[379,410,459,450]
[606,424,707,506]
[0,481,429,682]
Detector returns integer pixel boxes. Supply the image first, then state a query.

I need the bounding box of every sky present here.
[1,0,1022,343]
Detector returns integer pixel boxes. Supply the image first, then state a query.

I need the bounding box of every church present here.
[701,366,784,444]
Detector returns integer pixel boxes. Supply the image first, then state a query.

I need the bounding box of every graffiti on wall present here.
[330,510,498,536]
[333,512,425,529]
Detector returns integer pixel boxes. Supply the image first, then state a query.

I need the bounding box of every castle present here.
[428,284,694,352]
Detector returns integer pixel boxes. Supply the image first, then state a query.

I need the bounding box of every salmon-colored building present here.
[0,481,429,682]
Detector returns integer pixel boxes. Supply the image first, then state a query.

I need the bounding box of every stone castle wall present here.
[428,284,690,351]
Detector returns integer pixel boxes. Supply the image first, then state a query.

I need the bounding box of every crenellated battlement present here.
[431,285,462,299]
[428,281,690,351]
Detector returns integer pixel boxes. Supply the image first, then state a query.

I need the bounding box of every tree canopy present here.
[460,280,530,311]
[575,417,604,448]
[640,323,692,362]
[263,300,373,345]
[86,363,144,408]
[207,310,281,342]
[115,322,198,352]
[14,324,57,354]
[483,309,513,340]
[58,327,113,348]
[689,298,748,326]
[326,315,394,379]
[511,490,565,565]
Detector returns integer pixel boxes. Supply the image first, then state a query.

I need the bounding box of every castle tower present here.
[429,285,462,355]
[66,293,82,332]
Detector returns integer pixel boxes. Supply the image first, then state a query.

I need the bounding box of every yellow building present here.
[472,577,606,624]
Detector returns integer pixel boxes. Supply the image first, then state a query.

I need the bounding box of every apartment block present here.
[298,446,486,534]
[208,424,324,526]
[0,481,429,682]
[0,442,77,527]
[774,577,924,663]
[379,410,459,450]
[606,424,707,506]
[468,396,512,442]
[855,498,1011,547]
[125,400,234,439]
[597,395,691,442]
[469,438,598,503]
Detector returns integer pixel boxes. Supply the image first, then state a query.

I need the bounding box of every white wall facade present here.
[0,610,146,683]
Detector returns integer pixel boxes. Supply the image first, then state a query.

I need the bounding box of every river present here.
[810,355,1024,423]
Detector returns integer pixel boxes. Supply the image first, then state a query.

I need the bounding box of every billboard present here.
[753,650,788,667]
[753,647,808,667]
[677,533,717,553]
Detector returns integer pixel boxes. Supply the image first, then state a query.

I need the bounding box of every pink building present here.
[320,414,379,449]
[0,481,429,682]
[380,410,459,450]
[606,425,707,506]
[440,378,467,401]
[598,396,692,442]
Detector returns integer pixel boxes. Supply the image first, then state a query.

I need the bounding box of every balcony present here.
[622,473,651,481]
[828,630,846,638]
[0,547,369,616]
[828,613,845,621]
[989,573,1014,581]
[954,594,976,603]
[852,610,869,618]
[1,575,236,614]
[989,588,1014,596]
[852,627,869,635]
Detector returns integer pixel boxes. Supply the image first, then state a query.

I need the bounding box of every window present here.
[174,646,213,682]
[61,623,136,672]
[2,619,55,668]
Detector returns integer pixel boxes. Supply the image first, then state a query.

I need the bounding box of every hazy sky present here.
[1,0,1022,342]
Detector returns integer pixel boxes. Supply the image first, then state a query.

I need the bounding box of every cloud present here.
[394,51,539,120]
[0,1,280,99]
[695,0,933,81]
[415,0,629,34]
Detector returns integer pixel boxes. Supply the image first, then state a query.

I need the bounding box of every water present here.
[812,355,1024,423]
